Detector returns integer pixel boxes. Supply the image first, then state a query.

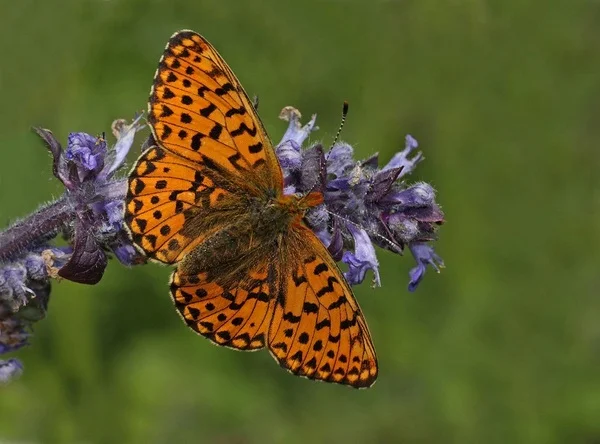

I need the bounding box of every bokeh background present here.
[0,0,598,442]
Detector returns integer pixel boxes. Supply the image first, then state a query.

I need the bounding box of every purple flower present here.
[0,358,23,383]
[276,107,318,194]
[408,243,445,292]
[381,134,422,176]
[65,132,107,181]
[36,115,146,284]
[342,224,381,286]
[275,107,444,291]
[0,248,59,382]
[327,143,354,178]
[0,250,60,313]
[0,116,145,382]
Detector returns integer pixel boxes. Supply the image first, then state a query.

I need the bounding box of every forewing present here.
[171,261,277,351]
[149,30,282,194]
[268,226,378,388]
[125,146,230,264]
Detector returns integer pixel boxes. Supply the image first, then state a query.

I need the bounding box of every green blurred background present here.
[0,0,598,442]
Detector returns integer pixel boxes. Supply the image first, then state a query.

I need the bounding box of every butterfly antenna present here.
[327,101,349,156]
[302,102,349,201]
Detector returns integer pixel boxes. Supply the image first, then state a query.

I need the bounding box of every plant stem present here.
[0,196,73,263]
[0,178,128,264]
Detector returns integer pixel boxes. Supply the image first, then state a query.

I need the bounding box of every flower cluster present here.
[0,107,444,383]
[0,116,145,382]
[276,107,444,290]
[0,251,57,382]
[40,118,146,282]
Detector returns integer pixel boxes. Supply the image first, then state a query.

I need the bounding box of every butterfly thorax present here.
[246,190,324,235]
[275,191,323,221]
[177,191,323,279]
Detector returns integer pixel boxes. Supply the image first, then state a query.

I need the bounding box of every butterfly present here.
[124,30,378,388]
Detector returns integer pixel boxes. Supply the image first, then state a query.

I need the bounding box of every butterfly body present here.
[176,191,321,285]
[125,30,378,387]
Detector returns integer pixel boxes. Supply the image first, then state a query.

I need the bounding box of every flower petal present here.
[58,216,107,285]
[408,242,444,292]
[104,200,125,230]
[327,142,354,178]
[382,134,423,178]
[102,115,145,179]
[342,224,381,286]
[0,358,23,383]
[111,243,143,266]
[65,132,107,182]
[278,106,318,148]
[383,182,436,207]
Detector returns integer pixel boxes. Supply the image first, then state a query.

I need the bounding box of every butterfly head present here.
[264,191,322,229]
[277,191,323,212]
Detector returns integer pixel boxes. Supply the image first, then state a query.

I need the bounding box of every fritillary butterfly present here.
[125,30,378,388]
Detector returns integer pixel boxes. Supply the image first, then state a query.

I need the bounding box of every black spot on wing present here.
[316,276,341,298]
[230,122,257,137]
[209,123,223,140]
[292,270,307,287]
[200,103,217,118]
[283,312,301,324]
[225,106,246,117]
[314,263,328,275]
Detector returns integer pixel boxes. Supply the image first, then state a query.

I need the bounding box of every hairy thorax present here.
[178,191,323,280]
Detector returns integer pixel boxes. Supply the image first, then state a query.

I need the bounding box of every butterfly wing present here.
[127,30,285,263]
[125,146,232,263]
[170,260,277,351]
[148,30,282,194]
[268,225,379,388]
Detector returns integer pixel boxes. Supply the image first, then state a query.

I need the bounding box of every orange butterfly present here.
[125,30,378,387]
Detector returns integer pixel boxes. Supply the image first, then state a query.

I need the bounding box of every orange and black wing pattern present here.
[148,30,282,194]
[126,30,284,263]
[171,260,277,351]
[125,146,231,263]
[126,30,380,389]
[268,225,378,388]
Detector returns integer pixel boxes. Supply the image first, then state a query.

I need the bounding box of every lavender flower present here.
[342,224,381,287]
[40,117,146,284]
[276,107,444,291]
[408,243,445,292]
[65,132,107,182]
[0,248,62,382]
[0,116,144,381]
[0,359,23,383]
